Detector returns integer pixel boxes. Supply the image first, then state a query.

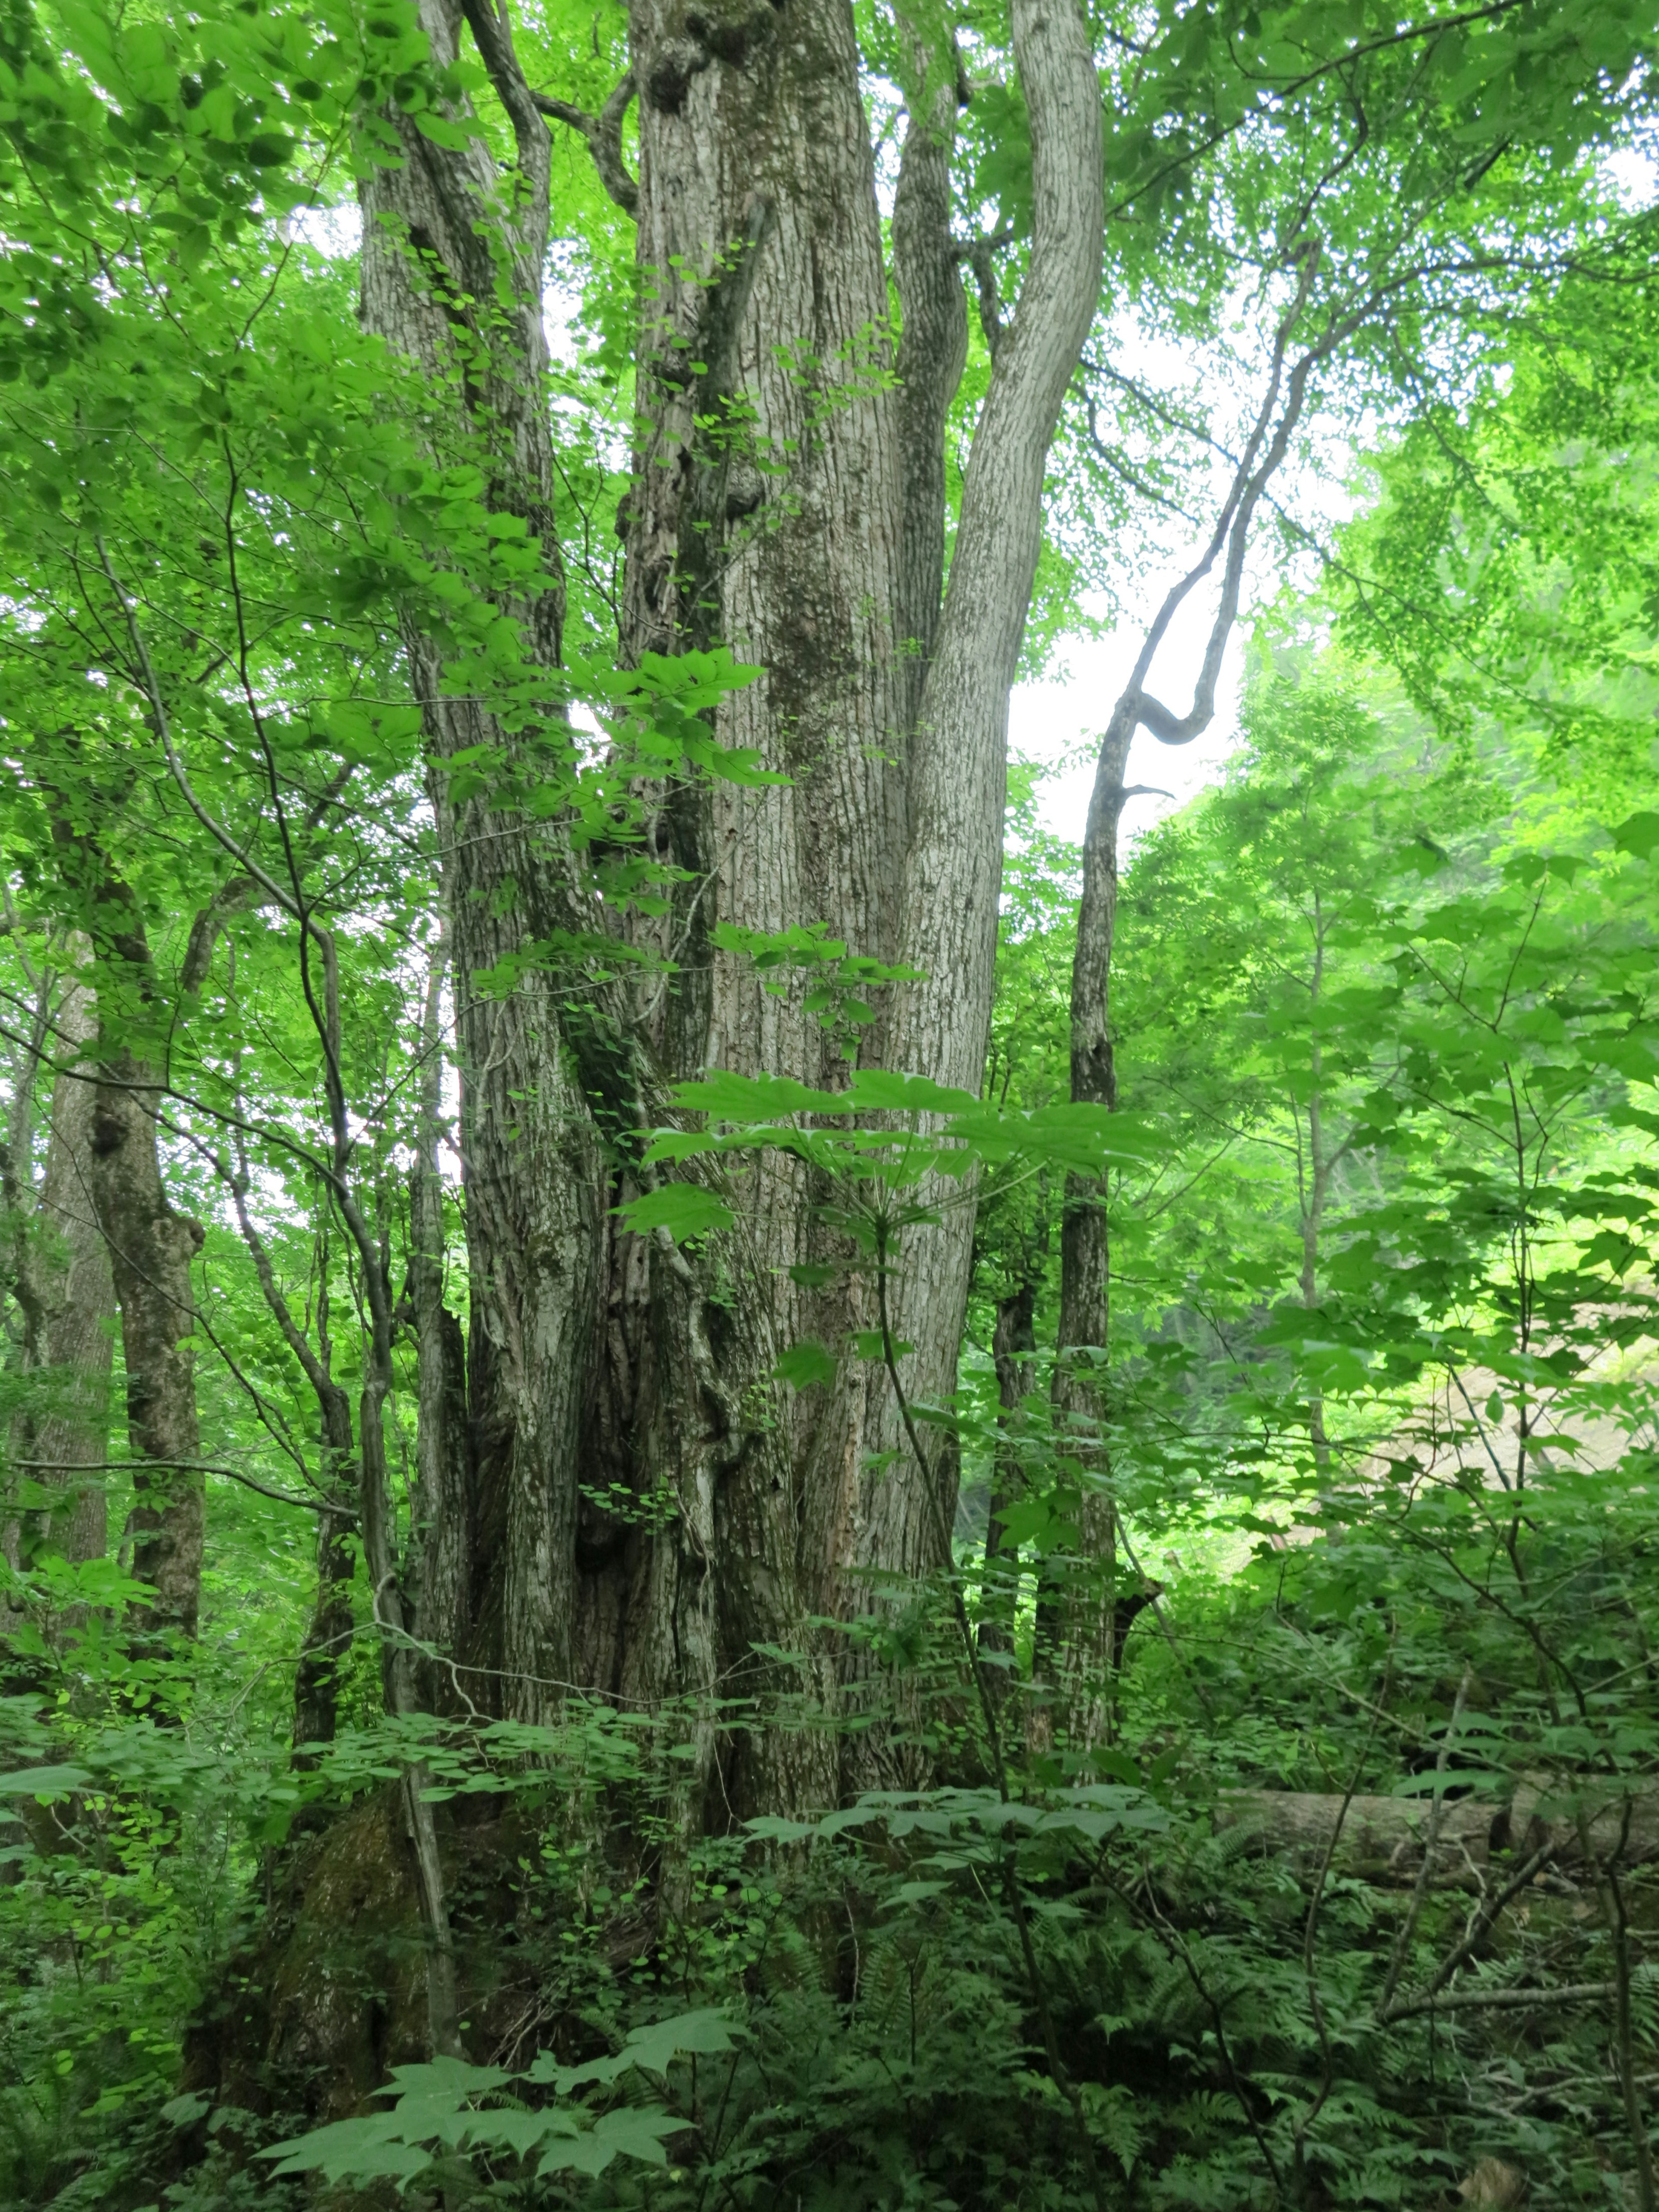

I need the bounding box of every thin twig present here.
[10,1457,348,1517]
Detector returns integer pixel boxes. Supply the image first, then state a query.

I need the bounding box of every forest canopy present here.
[3,0,1659,2207]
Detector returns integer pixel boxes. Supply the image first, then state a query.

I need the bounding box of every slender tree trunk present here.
[1300,916,1332,1465]
[291,1442,355,1761]
[1,965,53,1592]
[24,968,118,1566]
[1054,281,1331,1706]
[980,1281,1035,1678]
[278,1244,357,1763]
[3,955,116,1587]
[1037,714,1135,1746]
[45,846,210,1641]
[870,0,1104,1630]
[88,1045,203,1635]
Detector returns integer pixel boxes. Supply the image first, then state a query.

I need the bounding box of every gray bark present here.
[407,945,474,1716]
[358,0,604,1726]
[891,35,969,736]
[617,0,906,1594]
[868,0,1105,1610]
[358,0,1107,1821]
[29,973,117,1562]
[55,851,208,1639]
[3,956,115,1580]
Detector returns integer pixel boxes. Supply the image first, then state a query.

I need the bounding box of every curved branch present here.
[531,71,639,216]
[11,1457,347,1517]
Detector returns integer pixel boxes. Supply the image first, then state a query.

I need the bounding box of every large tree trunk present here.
[357,0,828,1808]
[359,0,604,1729]
[598,0,908,1707]
[360,0,1105,1824]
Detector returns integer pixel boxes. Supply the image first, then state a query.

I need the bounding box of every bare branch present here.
[12,1457,346,1517]
[531,71,639,216]
[1383,1977,1629,2021]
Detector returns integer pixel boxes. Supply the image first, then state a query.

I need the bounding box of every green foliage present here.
[2,0,1658,2206]
[263,2012,734,2190]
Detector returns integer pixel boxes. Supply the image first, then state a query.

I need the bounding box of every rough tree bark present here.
[359,0,604,1728]
[46,835,209,1639]
[357,0,1106,1825]
[407,940,474,1719]
[592,0,909,1789]
[24,967,117,1564]
[2,952,116,1581]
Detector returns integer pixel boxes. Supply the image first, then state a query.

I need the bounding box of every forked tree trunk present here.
[359,0,1104,1823]
[871,0,1103,1622]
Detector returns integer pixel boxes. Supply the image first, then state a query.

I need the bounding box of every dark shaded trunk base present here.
[175,1790,567,2152]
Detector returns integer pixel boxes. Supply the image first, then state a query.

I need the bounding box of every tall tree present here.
[352,0,1101,1806]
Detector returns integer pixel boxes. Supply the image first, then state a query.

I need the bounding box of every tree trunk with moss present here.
[356,0,1103,1822]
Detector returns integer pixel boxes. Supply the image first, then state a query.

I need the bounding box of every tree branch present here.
[531,71,639,216]
[11,1457,346,1518]
[1383,1977,1631,2021]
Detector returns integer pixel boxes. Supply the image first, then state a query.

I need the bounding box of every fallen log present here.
[1217,1789,1502,1885]
[1216,1781,1659,1886]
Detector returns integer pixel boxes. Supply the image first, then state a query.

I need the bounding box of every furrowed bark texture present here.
[90,1044,203,1635]
[290,1395,356,1763]
[408,949,475,1716]
[51,848,209,1638]
[891,40,969,734]
[359,0,1105,1822]
[610,0,908,1681]
[1041,710,1133,1748]
[359,0,604,1724]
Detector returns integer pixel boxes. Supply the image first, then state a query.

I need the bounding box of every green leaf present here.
[615,1185,735,1240]
[0,1764,94,1798]
[774,1338,838,1390]
[1612,811,1659,859]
